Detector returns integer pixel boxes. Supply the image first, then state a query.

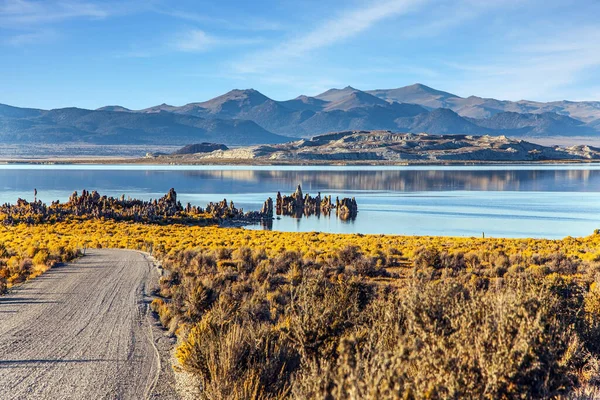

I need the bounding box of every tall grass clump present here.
[154,244,600,399]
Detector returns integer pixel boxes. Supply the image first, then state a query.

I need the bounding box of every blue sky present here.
[1,0,600,110]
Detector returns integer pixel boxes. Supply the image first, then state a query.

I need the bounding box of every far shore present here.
[2,134,600,167]
[1,156,600,167]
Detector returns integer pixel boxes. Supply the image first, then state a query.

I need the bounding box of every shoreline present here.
[1,156,600,167]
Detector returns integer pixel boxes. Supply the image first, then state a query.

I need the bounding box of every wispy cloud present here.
[396,0,525,39]
[115,28,263,58]
[0,0,109,26]
[170,28,263,53]
[444,25,600,101]
[233,0,429,73]
[3,28,59,45]
[172,29,216,52]
[158,8,284,32]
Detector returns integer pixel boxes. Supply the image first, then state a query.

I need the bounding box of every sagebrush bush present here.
[155,242,600,399]
[176,305,299,399]
[5,219,600,398]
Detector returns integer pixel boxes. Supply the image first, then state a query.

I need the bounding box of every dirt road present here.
[0,249,176,400]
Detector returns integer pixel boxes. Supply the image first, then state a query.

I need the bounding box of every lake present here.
[0,164,599,239]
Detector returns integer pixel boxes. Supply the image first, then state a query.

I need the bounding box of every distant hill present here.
[2,84,600,150]
[314,86,363,102]
[133,85,600,138]
[0,103,43,119]
[397,108,489,135]
[163,130,600,163]
[322,90,389,111]
[469,112,596,136]
[367,84,600,122]
[280,95,328,112]
[0,105,289,146]
[367,84,458,109]
[96,105,132,112]
[172,143,229,155]
[136,88,427,137]
[140,103,179,113]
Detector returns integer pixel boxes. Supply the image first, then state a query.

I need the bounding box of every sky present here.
[1,0,600,110]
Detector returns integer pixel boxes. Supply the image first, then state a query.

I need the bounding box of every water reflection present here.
[2,167,600,194]
[176,169,599,192]
[1,165,600,238]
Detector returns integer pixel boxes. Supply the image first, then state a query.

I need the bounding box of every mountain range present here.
[0,103,286,145]
[1,84,599,147]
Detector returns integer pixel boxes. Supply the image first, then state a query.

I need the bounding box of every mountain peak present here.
[228,88,258,94]
[366,84,460,109]
[314,86,364,102]
[97,105,131,112]
[281,95,327,112]
[323,90,388,111]
[399,83,458,97]
[407,83,434,90]
[140,103,177,113]
[214,88,269,102]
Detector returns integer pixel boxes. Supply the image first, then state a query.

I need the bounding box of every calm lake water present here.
[1,164,599,239]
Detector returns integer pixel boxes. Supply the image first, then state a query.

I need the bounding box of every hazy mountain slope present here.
[314,86,362,102]
[515,100,600,123]
[0,106,289,145]
[470,112,595,136]
[292,105,478,137]
[367,84,600,123]
[141,85,598,138]
[367,84,459,109]
[96,105,132,112]
[280,95,328,112]
[4,84,599,147]
[158,89,305,134]
[188,89,270,114]
[397,108,488,134]
[323,90,389,111]
[140,103,179,113]
[292,103,428,137]
[140,88,429,137]
[0,103,44,119]
[445,96,515,118]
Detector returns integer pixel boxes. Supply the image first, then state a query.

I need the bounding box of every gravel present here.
[0,249,180,400]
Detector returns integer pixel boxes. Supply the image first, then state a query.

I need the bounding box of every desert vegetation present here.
[0,236,79,294]
[154,234,600,399]
[2,215,600,398]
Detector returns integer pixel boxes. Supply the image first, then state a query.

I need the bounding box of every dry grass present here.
[4,220,600,398]
[153,244,600,399]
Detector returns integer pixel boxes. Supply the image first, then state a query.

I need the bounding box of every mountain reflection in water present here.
[176,168,598,192]
[1,165,599,238]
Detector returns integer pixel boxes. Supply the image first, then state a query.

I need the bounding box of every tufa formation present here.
[276,185,357,220]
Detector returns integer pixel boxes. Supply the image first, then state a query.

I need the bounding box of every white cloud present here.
[170,28,263,53]
[3,28,58,45]
[444,26,600,101]
[233,0,430,73]
[0,0,109,26]
[173,29,216,52]
[158,8,284,32]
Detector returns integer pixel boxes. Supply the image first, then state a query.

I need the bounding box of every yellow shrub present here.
[32,249,50,266]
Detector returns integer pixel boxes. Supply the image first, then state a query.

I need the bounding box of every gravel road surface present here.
[0,249,176,400]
